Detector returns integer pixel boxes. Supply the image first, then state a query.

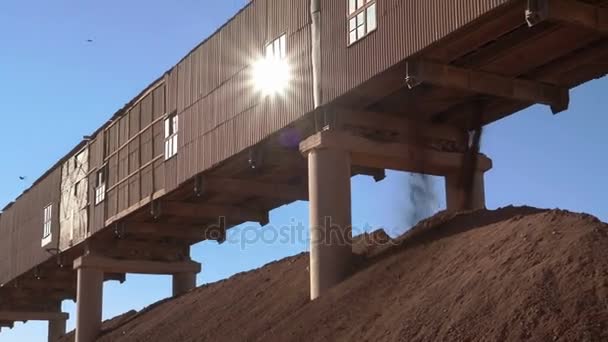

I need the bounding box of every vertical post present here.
[172,272,196,296]
[307,148,353,300]
[48,318,67,342]
[445,171,486,211]
[75,267,103,342]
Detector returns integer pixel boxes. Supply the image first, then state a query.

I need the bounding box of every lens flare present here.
[253,57,290,96]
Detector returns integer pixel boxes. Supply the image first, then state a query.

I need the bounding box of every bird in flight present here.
[86,39,93,43]
[18,176,26,181]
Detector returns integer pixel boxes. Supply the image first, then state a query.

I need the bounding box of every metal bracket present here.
[194,174,204,197]
[405,61,421,89]
[526,0,549,27]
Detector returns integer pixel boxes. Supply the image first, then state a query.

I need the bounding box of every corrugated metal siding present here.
[0,167,61,284]
[174,0,314,185]
[320,0,511,104]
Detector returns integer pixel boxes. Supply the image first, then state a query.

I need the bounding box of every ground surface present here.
[59,206,608,342]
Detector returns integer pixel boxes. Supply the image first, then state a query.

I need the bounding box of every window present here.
[164,113,178,160]
[95,167,106,205]
[348,0,377,45]
[266,34,287,60]
[42,204,52,246]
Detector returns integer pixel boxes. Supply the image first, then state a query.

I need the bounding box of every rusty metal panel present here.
[320,0,510,104]
[59,147,89,251]
[0,167,61,284]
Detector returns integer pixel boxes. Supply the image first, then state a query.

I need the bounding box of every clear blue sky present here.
[1,1,606,341]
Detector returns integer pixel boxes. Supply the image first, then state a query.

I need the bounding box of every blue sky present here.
[1,1,607,341]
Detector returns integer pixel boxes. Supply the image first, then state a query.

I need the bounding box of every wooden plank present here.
[406,60,569,114]
[0,311,68,322]
[73,254,201,275]
[300,130,492,176]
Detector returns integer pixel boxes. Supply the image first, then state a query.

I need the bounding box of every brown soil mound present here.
[60,206,608,342]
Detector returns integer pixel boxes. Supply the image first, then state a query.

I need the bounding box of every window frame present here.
[164,112,179,160]
[347,0,377,46]
[94,165,107,205]
[41,203,53,246]
[265,33,287,61]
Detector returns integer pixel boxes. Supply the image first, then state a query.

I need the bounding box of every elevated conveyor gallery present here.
[1,1,607,341]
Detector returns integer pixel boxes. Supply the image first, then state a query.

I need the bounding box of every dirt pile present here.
[60,206,608,342]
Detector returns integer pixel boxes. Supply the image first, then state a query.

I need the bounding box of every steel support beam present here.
[74,255,201,275]
[405,59,569,114]
[526,0,608,34]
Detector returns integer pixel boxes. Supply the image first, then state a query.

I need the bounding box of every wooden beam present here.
[300,130,492,176]
[160,201,268,225]
[527,0,608,33]
[405,59,569,114]
[201,177,308,201]
[334,109,467,146]
[0,311,68,322]
[73,254,201,275]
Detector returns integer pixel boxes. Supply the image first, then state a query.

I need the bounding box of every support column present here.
[307,148,353,300]
[75,267,103,342]
[172,272,196,296]
[445,171,486,211]
[48,318,66,342]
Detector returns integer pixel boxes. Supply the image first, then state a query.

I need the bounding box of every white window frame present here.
[41,204,53,247]
[348,0,377,45]
[164,113,178,160]
[95,166,107,205]
[266,34,287,61]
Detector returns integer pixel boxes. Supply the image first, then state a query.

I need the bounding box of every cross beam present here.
[160,201,268,225]
[73,254,201,275]
[0,311,68,322]
[405,59,569,114]
[526,0,608,33]
[334,109,467,146]
[200,176,308,201]
[300,130,491,176]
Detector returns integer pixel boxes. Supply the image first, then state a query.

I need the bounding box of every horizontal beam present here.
[0,321,14,329]
[334,109,467,146]
[74,254,201,275]
[160,201,268,225]
[527,0,608,33]
[0,311,68,322]
[201,177,308,201]
[300,130,492,176]
[406,59,569,114]
[125,223,207,240]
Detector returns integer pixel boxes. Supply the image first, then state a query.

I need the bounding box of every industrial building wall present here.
[59,147,89,251]
[98,81,167,231]
[0,167,61,284]
[319,0,511,105]
[173,0,314,187]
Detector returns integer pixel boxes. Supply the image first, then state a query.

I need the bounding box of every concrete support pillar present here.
[172,272,196,296]
[445,171,486,211]
[75,267,104,342]
[307,148,353,300]
[48,318,66,342]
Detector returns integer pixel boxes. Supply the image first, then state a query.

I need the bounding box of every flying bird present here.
[86,39,94,43]
[18,176,26,181]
